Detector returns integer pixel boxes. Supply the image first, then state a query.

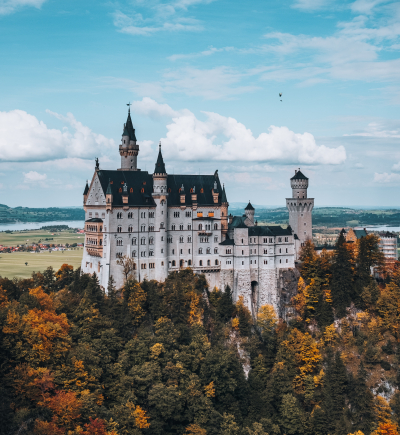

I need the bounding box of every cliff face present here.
[278,267,301,320]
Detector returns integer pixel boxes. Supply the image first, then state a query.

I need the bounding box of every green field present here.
[0,249,84,279]
[0,229,84,247]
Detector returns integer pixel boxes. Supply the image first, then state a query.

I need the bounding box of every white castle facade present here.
[81,109,313,316]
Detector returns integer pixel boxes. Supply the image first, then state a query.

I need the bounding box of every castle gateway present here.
[81,109,313,316]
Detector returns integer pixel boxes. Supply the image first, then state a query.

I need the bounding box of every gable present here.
[86,173,106,206]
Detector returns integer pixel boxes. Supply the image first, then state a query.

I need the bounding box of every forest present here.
[1,232,400,435]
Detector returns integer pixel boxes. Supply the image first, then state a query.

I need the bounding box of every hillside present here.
[0,232,400,434]
[0,204,84,224]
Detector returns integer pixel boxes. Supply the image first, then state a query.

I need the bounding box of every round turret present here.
[290,169,308,198]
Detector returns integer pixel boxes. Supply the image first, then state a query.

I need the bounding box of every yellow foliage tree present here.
[133,405,150,429]
[372,422,400,435]
[186,424,207,434]
[257,304,278,339]
[125,282,146,326]
[374,396,393,425]
[204,381,215,398]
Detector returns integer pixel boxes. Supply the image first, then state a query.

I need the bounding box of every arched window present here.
[179,224,183,230]
[119,188,122,193]
[128,226,133,232]
[188,259,192,266]
[199,248,203,254]
[141,188,144,193]
[214,223,218,230]
[149,237,154,245]
[172,260,176,267]
[179,236,184,243]
[206,247,211,254]
[117,226,122,233]
[130,187,133,193]
[141,238,146,245]
[215,259,218,265]
[207,260,210,266]
[199,260,203,266]
[172,224,176,230]
[198,224,203,230]
[132,250,136,257]
[132,238,136,245]
[200,188,204,193]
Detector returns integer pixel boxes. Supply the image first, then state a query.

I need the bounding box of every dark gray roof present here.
[154,145,166,174]
[83,181,89,195]
[85,218,103,223]
[220,238,234,245]
[248,226,292,236]
[291,169,308,180]
[354,229,368,239]
[122,110,137,142]
[229,216,248,229]
[221,185,227,203]
[245,201,254,211]
[96,170,223,207]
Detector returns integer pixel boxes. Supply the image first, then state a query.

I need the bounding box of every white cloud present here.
[145,100,347,164]
[350,0,390,14]
[344,121,400,137]
[373,172,400,183]
[0,109,115,162]
[292,0,331,11]
[131,97,181,118]
[0,0,46,15]
[168,46,234,61]
[392,161,400,171]
[23,171,46,182]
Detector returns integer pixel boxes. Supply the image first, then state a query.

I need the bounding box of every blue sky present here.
[0,0,399,208]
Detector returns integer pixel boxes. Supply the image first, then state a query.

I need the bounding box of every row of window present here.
[86,225,102,232]
[117,225,156,233]
[88,212,105,218]
[87,238,102,246]
[170,259,219,267]
[116,211,156,219]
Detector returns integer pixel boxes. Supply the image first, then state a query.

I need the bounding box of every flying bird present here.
[279,92,282,102]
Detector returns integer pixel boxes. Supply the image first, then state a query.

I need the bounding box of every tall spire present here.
[221,184,227,203]
[106,178,112,195]
[122,106,137,142]
[154,141,166,174]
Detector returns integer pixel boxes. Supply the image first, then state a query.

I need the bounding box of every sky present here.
[0,0,399,208]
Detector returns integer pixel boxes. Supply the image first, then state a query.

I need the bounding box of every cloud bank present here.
[0,0,46,15]
[133,98,346,165]
[0,110,115,162]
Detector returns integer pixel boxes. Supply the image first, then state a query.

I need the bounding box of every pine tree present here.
[331,231,354,317]
[348,363,374,434]
[280,393,305,435]
[218,285,235,323]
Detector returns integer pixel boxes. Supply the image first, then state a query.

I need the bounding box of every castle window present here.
[286,248,288,253]
[188,224,192,230]
[207,260,211,266]
[255,260,257,264]
[132,238,136,245]
[141,188,145,193]
[197,212,203,218]
[130,188,133,193]
[149,250,154,256]
[141,225,146,232]
[143,181,146,185]
[286,259,288,263]
[149,263,155,268]
[250,260,252,264]
[141,251,146,257]
[264,249,267,254]
[199,248,203,254]
[242,250,244,255]
[188,248,191,254]
[214,223,218,230]
[269,238,273,243]
[172,249,175,254]
[172,224,176,230]
[141,264,147,269]
[132,250,136,257]
[179,224,183,230]
[214,248,218,254]
[200,188,204,193]
[141,238,146,245]
[188,259,192,266]
[198,224,203,230]
[278,237,282,242]
[149,225,154,232]
[250,249,252,254]
[280,259,282,263]
[167,237,172,243]
[188,236,192,243]
[199,260,203,266]
[172,260,176,267]
[279,248,281,253]
[128,226,133,232]
[168,188,171,193]
[119,188,122,193]
[285,237,288,242]
[161,261,164,266]
[149,212,155,218]
[160,222,164,229]
[215,259,218,265]
[242,239,243,244]
[264,260,268,264]
[149,237,154,245]
[179,236,184,243]
[214,236,218,242]
[190,188,193,193]
[117,226,122,233]
[242,261,244,265]
[304,222,307,226]
[174,212,180,218]
[226,249,232,254]
[186,211,192,217]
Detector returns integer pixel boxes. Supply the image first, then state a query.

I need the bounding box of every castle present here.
[81,109,313,316]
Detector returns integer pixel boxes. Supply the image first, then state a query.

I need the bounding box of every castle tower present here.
[152,142,168,280]
[245,201,255,225]
[119,107,140,171]
[286,169,314,257]
[221,184,229,239]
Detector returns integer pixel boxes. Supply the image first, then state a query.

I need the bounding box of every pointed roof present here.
[83,180,89,195]
[154,142,166,174]
[245,201,254,211]
[106,179,112,195]
[291,169,308,180]
[122,109,137,142]
[221,184,227,203]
